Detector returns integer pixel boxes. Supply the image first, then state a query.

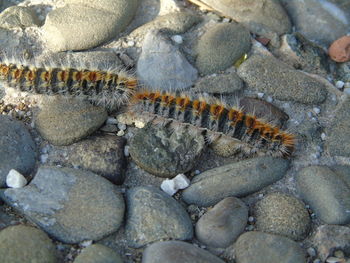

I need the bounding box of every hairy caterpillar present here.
[0,60,138,109]
[130,90,295,158]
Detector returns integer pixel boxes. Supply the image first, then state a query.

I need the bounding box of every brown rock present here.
[328,36,350,62]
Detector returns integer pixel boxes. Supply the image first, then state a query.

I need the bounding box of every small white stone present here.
[117,123,126,131]
[6,169,27,188]
[127,40,135,47]
[335,80,344,89]
[160,174,190,196]
[80,240,93,247]
[173,174,190,190]
[321,133,326,140]
[161,179,177,196]
[194,170,201,175]
[313,107,320,114]
[134,120,145,128]
[171,35,183,44]
[222,18,230,23]
[124,145,130,157]
[40,154,49,164]
[257,92,264,98]
[266,96,273,103]
[106,117,118,125]
[326,257,342,263]
[344,87,350,95]
[117,130,125,136]
[248,216,255,222]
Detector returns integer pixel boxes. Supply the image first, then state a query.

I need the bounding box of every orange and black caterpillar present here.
[0,61,138,109]
[131,90,295,157]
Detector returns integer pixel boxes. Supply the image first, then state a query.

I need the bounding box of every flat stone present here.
[309,225,350,262]
[49,135,126,184]
[42,0,138,51]
[254,192,311,241]
[235,231,306,263]
[296,165,350,224]
[193,72,243,94]
[182,157,289,207]
[126,186,193,248]
[74,244,123,263]
[0,6,41,29]
[137,30,198,90]
[325,96,350,157]
[35,97,107,146]
[195,197,248,248]
[0,115,36,187]
[0,225,56,263]
[195,23,251,75]
[239,97,289,128]
[142,240,225,263]
[2,166,125,243]
[200,0,291,35]
[281,0,349,46]
[237,53,327,104]
[129,123,205,177]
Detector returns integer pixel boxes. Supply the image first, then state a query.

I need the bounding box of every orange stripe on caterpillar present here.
[130,90,296,158]
[0,62,137,109]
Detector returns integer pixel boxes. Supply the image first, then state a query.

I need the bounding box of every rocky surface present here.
[0,6,41,29]
[73,244,123,263]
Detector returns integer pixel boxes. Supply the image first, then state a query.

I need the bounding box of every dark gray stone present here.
[235,231,306,263]
[0,225,57,263]
[2,166,125,243]
[129,123,205,177]
[182,157,289,207]
[254,192,310,241]
[325,96,350,157]
[126,186,193,248]
[137,30,198,90]
[0,115,36,187]
[195,197,248,248]
[195,23,251,75]
[296,166,350,224]
[309,225,350,262]
[74,244,122,263]
[49,135,126,184]
[237,53,327,105]
[142,240,225,263]
[35,97,107,146]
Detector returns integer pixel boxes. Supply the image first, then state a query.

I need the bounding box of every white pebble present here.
[248,216,255,222]
[194,170,201,175]
[335,80,344,89]
[160,174,190,196]
[124,145,130,157]
[6,169,27,188]
[321,133,326,141]
[266,96,273,103]
[117,123,126,131]
[40,154,49,163]
[171,35,183,44]
[326,257,342,263]
[344,88,350,95]
[257,92,264,98]
[117,130,125,136]
[222,18,230,23]
[127,40,135,47]
[134,120,145,128]
[80,240,93,247]
[106,117,118,125]
[313,107,320,114]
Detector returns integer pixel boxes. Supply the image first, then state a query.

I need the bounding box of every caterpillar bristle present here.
[130,90,296,158]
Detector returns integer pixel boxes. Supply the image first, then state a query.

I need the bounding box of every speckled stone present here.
[2,166,125,243]
[74,244,122,263]
[0,6,41,29]
[254,192,311,241]
[296,165,350,224]
[42,0,138,51]
[195,23,251,75]
[142,240,225,263]
[129,123,205,177]
[126,186,193,248]
[35,97,107,146]
[0,225,57,263]
[182,157,289,207]
[199,0,291,36]
[325,96,350,157]
[237,53,327,104]
[193,72,243,94]
[235,231,306,263]
[195,197,248,248]
[0,115,36,188]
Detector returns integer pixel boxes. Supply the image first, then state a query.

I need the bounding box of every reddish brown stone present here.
[328,36,350,62]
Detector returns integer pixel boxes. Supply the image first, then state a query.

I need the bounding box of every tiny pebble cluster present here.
[0,0,350,263]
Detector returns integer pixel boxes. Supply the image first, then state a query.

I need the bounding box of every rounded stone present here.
[182,157,289,207]
[193,72,243,94]
[195,197,248,248]
[195,23,251,75]
[2,166,125,243]
[0,115,36,188]
[129,123,205,177]
[142,240,225,263]
[296,165,350,224]
[35,97,108,146]
[126,186,193,248]
[329,36,350,62]
[235,231,306,263]
[42,0,138,51]
[199,0,291,35]
[0,6,41,29]
[0,225,57,263]
[254,192,311,241]
[74,244,122,263]
[237,53,327,105]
